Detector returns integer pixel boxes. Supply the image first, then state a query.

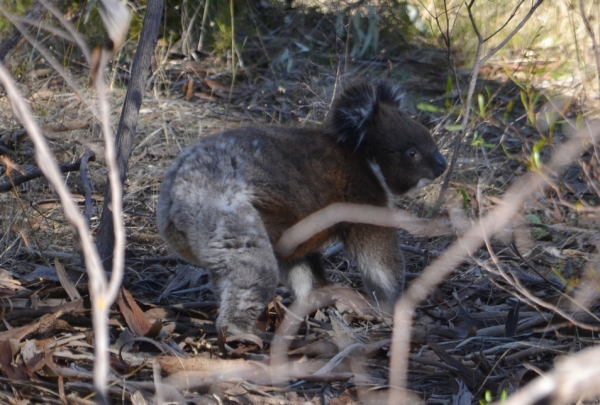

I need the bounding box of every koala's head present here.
[325,80,447,200]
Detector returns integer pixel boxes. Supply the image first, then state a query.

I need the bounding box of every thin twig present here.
[387,122,600,403]
[480,0,545,65]
[0,6,88,102]
[578,0,600,95]
[0,0,60,62]
[428,0,545,221]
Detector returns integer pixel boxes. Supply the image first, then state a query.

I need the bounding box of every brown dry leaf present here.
[204,79,228,92]
[144,307,175,323]
[329,390,356,405]
[0,300,84,342]
[162,368,265,392]
[184,76,194,101]
[0,268,22,296]
[223,383,248,396]
[226,333,263,348]
[194,92,216,101]
[42,119,90,134]
[288,338,338,357]
[54,258,81,301]
[204,79,246,99]
[10,224,30,248]
[22,339,52,373]
[30,88,56,99]
[158,356,260,376]
[0,339,27,380]
[117,288,161,337]
[0,156,26,176]
[130,391,148,405]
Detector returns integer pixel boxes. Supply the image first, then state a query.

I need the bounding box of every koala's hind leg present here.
[279,252,327,301]
[344,225,404,312]
[166,199,279,335]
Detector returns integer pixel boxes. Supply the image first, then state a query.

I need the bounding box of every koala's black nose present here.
[433,151,447,177]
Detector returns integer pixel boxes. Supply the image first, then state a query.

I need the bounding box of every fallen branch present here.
[0,157,87,193]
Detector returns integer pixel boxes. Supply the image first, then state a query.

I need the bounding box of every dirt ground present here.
[0,2,600,404]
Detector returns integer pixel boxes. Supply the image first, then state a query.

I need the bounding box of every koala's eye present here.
[407,148,418,159]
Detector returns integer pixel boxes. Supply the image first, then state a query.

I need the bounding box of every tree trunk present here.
[96,0,164,271]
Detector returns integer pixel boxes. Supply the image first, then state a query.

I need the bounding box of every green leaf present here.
[520,90,528,114]
[502,66,525,90]
[530,137,547,170]
[444,123,463,131]
[503,99,513,124]
[457,189,469,210]
[417,103,445,113]
[445,75,453,108]
[478,93,485,117]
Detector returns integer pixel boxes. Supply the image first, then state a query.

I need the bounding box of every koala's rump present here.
[157,126,348,265]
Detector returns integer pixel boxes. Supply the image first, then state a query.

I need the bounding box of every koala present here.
[156,80,447,335]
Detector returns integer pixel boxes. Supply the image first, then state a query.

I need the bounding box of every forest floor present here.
[0,3,599,405]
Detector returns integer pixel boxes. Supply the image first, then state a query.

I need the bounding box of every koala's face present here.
[326,80,446,203]
[365,103,447,197]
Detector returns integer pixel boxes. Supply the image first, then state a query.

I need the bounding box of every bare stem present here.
[579,0,600,96]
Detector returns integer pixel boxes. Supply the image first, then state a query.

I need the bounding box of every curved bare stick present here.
[0,6,87,102]
[0,60,117,397]
[87,1,130,401]
[38,0,91,63]
[0,65,106,296]
[387,122,600,403]
[0,0,60,62]
[275,203,450,258]
[0,0,130,401]
[270,287,360,381]
[496,345,600,405]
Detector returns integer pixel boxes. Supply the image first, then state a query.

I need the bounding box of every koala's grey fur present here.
[156,80,447,335]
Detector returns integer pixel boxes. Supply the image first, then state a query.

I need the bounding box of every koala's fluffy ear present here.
[325,80,404,147]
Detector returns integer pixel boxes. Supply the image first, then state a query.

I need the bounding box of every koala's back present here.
[156,125,354,267]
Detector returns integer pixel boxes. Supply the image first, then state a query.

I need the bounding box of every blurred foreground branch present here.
[275,203,451,258]
[497,344,600,405]
[0,0,131,402]
[0,0,60,62]
[388,120,600,402]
